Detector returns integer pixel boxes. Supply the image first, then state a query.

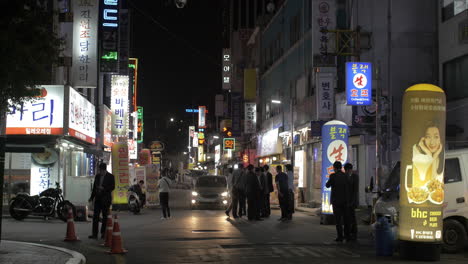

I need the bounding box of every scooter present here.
[127,185,144,214]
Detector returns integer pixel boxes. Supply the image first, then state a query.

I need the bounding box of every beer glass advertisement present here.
[398,84,446,242]
[321,120,348,215]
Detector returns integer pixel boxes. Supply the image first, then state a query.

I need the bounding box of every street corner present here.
[0,240,86,264]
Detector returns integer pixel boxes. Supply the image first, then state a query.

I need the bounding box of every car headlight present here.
[221,191,228,197]
[192,191,198,196]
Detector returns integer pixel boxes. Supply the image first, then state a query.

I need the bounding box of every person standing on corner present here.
[263,165,274,217]
[245,165,261,221]
[344,163,359,241]
[275,165,289,222]
[89,163,115,239]
[326,161,350,242]
[158,173,172,220]
[285,164,295,220]
[237,164,248,217]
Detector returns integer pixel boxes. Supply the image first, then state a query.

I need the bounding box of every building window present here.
[443,54,468,101]
[442,0,468,22]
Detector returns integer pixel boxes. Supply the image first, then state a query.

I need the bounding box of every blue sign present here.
[346,62,372,105]
[321,120,349,215]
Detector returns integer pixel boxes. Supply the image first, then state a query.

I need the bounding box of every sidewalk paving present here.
[0,240,86,264]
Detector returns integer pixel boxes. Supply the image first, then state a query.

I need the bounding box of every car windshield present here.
[196,176,226,188]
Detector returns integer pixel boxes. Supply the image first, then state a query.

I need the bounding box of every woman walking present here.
[158,173,172,219]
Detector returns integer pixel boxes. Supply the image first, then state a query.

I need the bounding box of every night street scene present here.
[2,0,468,263]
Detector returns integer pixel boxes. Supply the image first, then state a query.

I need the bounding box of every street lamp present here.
[170,118,174,122]
[271,99,282,104]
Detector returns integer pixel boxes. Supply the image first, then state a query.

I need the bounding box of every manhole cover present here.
[192,230,222,233]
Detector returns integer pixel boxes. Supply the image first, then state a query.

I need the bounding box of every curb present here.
[3,240,86,264]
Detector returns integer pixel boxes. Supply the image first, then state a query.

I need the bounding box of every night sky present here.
[131,1,223,149]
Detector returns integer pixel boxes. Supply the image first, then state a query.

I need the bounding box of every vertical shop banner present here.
[346,62,372,105]
[6,85,64,135]
[111,142,129,204]
[69,87,96,144]
[100,0,119,73]
[215,145,221,163]
[72,0,98,88]
[198,106,206,128]
[129,58,139,111]
[244,102,256,134]
[316,72,335,120]
[137,106,144,143]
[118,8,129,75]
[222,49,232,90]
[244,69,257,101]
[111,75,129,137]
[30,149,59,195]
[128,139,137,160]
[295,150,306,188]
[321,120,348,214]
[231,92,242,136]
[145,164,160,206]
[398,84,446,243]
[313,0,336,63]
[102,104,113,147]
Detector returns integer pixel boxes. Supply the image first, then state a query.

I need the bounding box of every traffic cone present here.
[108,214,127,254]
[64,208,79,241]
[101,209,113,247]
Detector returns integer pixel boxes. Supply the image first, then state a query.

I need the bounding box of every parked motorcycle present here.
[9,182,76,222]
[127,185,145,214]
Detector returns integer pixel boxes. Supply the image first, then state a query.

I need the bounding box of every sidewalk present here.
[0,240,86,264]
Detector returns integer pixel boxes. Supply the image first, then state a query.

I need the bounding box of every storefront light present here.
[266,158,270,163]
[259,159,263,163]
[61,142,68,148]
[273,157,277,161]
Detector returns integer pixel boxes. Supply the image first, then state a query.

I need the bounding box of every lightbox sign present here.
[346,62,372,105]
[112,142,129,204]
[222,48,231,90]
[72,0,98,88]
[100,0,119,73]
[69,87,96,144]
[128,139,137,160]
[215,145,221,163]
[398,84,446,243]
[321,120,348,215]
[6,85,64,135]
[102,104,113,147]
[111,75,129,137]
[198,106,206,128]
[244,102,256,134]
[129,58,138,110]
[295,150,306,188]
[316,72,335,120]
[137,106,144,143]
[223,138,235,150]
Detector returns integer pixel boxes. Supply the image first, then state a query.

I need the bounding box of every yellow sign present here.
[112,142,130,204]
[399,84,445,243]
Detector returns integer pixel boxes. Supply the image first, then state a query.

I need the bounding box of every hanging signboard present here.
[111,75,129,137]
[137,106,143,143]
[316,72,335,120]
[72,0,98,88]
[244,102,256,134]
[102,104,113,147]
[100,0,120,73]
[222,48,231,90]
[69,87,96,144]
[223,138,235,150]
[346,62,372,106]
[398,84,446,244]
[7,85,64,135]
[145,164,160,206]
[198,106,207,128]
[321,120,348,214]
[112,142,129,204]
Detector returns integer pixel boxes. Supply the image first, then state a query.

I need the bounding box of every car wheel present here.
[443,219,467,253]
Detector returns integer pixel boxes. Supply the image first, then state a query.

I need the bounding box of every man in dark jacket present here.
[263,165,274,217]
[325,161,350,242]
[275,165,290,221]
[88,163,115,239]
[344,163,359,241]
[245,165,261,220]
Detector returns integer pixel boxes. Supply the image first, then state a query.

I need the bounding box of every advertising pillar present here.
[321,120,348,224]
[398,84,446,261]
[112,142,129,205]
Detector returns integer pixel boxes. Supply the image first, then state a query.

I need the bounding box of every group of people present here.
[326,161,359,242]
[225,163,296,222]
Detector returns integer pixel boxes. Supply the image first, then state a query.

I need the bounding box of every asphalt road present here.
[2,208,468,264]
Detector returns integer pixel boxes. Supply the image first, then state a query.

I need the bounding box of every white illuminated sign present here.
[69,87,96,144]
[72,0,98,88]
[244,103,256,134]
[295,150,306,188]
[111,75,129,137]
[215,145,221,163]
[222,48,231,90]
[102,0,119,27]
[198,106,206,128]
[6,85,64,135]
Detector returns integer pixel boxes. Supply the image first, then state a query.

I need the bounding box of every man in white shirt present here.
[158,174,172,219]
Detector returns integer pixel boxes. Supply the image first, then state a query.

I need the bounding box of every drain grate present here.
[192,230,222,233]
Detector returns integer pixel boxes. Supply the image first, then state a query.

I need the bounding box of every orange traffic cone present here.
[108,214,127,254]
[102,210,113,247]
[64,208,79,241]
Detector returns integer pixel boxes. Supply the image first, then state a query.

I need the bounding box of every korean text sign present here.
[222,49,231,90]
[321,120,348,215]
[316,72,335,120]
[244,102,256,134]
[398,84,446,243]
[346,62,372,105]
[198,106,206,128]
[111,75,129,137]
[69,87,96,144]
[7,85,64,135]
[112,142,129,204]
[72,0,98,88]
[223,138,235,150]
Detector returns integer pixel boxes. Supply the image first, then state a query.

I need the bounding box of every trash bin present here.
[375,214,394,256]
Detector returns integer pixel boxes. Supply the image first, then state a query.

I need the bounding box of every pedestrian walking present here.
[245,165,261,221]
[263,165,274,217]
[275,165,289,221]
[237,165,248,217]
[158,173,172,219]
[88,163,115,239]
[225,168,235,217]
[256,167,266,218]
[326,161,351,242]
[344,163,359,241]
[285,164,295,220]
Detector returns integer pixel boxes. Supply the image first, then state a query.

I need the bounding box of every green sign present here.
[137,106,144,143]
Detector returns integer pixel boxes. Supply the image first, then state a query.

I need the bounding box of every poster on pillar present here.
[321,120,348,214]
[112,142,129,204]
[398,84,446,243]
[145,164,160,206]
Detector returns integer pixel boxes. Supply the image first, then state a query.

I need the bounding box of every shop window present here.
[443,54,468,101]
[444,158,462,183]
